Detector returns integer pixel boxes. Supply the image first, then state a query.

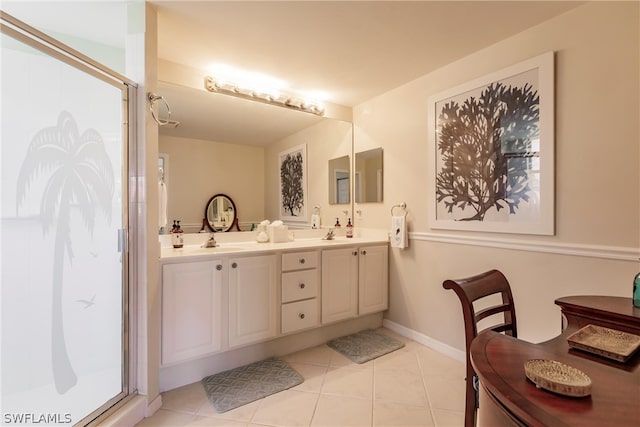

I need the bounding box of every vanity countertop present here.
[160,229,390,263]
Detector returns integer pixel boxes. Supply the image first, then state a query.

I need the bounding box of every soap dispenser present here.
[334,218,341,228]
[346,218,353,238]
[171,220,184,248]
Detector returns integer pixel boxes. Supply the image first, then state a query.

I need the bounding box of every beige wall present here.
[159,136,265,231]
[265,119,353,227]
[353,2,639,348]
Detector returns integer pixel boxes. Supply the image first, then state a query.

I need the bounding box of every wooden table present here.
[470,296,640,427]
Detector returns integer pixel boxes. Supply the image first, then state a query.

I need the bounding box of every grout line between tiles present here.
[308,360,328,427]
[415,345,438,426]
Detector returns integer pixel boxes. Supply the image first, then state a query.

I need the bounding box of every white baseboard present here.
[382,319,466,363]
[146,394,163,418]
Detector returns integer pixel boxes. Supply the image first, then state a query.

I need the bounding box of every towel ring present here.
[147,92,172,126]
[391,202,407,216]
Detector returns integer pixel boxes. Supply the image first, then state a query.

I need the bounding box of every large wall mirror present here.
[328,155,350,205]
[157,70,353,231]
[355,147,383,203]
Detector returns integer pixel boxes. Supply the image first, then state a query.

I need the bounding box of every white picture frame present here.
[427,52,555,235]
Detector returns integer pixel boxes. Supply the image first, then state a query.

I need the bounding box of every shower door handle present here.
[117,229,128,253]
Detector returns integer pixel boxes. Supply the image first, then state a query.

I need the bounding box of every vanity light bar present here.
[204,76,325,117]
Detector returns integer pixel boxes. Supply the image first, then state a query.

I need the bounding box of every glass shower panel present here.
[1,29,127,424]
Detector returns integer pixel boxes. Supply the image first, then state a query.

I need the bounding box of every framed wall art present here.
[427,52,555,235]
[279,144,307,222]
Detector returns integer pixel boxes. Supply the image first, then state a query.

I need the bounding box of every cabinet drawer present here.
[282,251,318,271]
[282,299,319,334]
[282,270,318,303]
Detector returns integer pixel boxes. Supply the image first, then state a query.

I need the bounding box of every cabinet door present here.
[358,245,389,315]
[229,254,277,347]
[321,247,358,324]
[162,260,223,366]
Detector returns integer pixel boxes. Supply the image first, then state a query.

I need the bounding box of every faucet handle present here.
[323,228,335,240]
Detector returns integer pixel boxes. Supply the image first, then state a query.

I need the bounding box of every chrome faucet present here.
[202,233,217,248]
[322,228,335,240]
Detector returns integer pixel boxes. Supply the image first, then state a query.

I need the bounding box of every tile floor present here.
[136,329,465,426]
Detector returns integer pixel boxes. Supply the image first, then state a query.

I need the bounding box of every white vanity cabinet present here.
[159,236,390,391]
[321,247,359,324]
[281,250,320,334]
[228,254,278,347]
[358,245,389,315]
[321,244,389,324]
[161,260,224,366]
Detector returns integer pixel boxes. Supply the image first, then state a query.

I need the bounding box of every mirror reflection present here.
[205,194,239,232]
[328,155,350,205]
[156,76,354,231]
[355,148,383,203]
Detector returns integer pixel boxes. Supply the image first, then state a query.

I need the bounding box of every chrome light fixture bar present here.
[204,76,325,116]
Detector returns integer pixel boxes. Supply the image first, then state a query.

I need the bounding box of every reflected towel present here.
[159,180,168,229]
[311,214,320,229]
[390,215,407,249]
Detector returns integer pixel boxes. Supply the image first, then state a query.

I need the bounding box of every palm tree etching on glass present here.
[16,111,114,394]
[436,81,539,221]
[280,151,304,216]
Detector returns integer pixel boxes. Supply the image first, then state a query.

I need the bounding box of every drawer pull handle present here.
[361,250,367,255]
[352,251,358,256]
[216,265,222,271]
[298,313,305,320]
[299,258,306,264]
[231,262,237,268]
[299,283,305,289]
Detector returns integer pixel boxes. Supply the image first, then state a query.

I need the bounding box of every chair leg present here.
[464,376,477,427]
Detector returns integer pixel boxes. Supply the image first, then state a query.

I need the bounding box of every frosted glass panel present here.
[0,1,137,74]
[1,31,125,424]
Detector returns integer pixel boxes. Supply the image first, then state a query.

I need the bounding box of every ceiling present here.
[150,1,582,145]
[152,1,581,107]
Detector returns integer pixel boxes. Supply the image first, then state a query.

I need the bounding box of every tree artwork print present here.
[279,145,306,219]
[435,73,540,222]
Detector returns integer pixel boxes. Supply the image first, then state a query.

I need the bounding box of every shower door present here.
[1,13,132,425]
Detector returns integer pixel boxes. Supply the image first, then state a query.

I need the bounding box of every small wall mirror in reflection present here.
[328,155,350,205]
[355,148,383,203]
[205,193,239,232]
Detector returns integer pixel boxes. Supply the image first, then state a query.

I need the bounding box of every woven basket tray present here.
[524,359,592,397]
[567,324,640,362]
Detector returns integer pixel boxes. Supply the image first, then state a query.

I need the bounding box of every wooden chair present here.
[443,269,518,427]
